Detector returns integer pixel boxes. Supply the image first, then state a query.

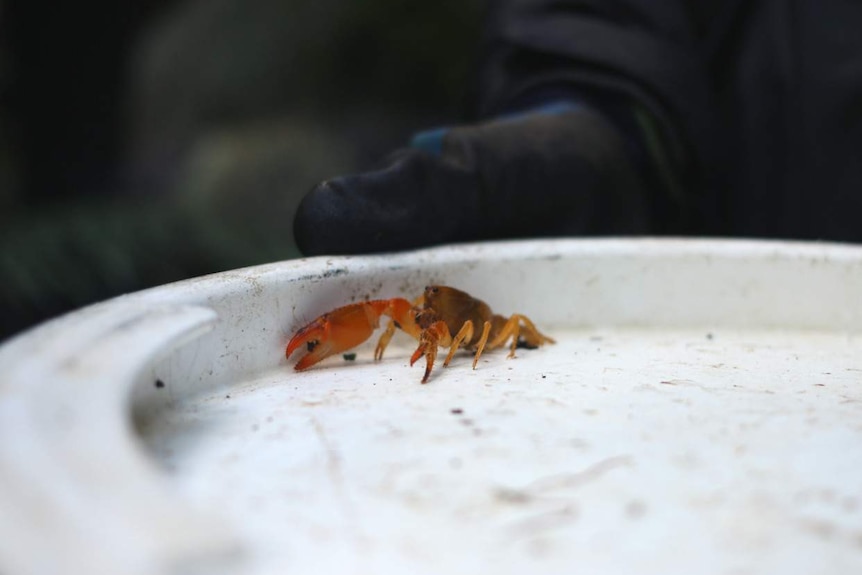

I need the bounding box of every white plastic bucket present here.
[1,238,861,575]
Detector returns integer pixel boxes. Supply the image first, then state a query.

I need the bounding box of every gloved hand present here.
[294,103,657,256]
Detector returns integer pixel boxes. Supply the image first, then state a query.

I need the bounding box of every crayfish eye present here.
[306,340,319,352]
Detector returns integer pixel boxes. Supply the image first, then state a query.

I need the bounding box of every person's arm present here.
[294,0,718,255]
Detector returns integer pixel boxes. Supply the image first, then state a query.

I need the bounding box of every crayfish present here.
[285,285,554,383]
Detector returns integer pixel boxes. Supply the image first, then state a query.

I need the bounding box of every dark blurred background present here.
[0,0,483,340]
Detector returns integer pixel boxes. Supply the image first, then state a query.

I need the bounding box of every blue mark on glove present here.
[410,126,451,156]
[410,100,582,156]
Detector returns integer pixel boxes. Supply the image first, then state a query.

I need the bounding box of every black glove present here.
[294,105,655,255]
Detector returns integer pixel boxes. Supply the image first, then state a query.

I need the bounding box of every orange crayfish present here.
[285,285,554,383]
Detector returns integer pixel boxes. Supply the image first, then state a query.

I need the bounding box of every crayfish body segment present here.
[285,286,554,383]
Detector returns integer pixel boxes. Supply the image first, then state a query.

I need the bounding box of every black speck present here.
[154,379,165,389]
[706,333,714,340]
[322,267,348,279]
[541,375,547,379]
[450,408,464,415]
[343,353,356,361]
[225,394,231,399]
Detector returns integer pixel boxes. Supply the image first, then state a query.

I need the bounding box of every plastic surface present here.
[1,238,861,575]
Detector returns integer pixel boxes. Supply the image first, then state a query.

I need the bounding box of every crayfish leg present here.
[443,320,475,368]
[410,320,450,383]
[374,321,397,361]
[374,295,424,361]
[516,315,556,347]
[488,314,555,359]
[471,320,492,369]
[420,344,437,384]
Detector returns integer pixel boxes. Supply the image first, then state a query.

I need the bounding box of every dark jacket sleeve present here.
[478,0,862,242]
[475,0,733,231]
